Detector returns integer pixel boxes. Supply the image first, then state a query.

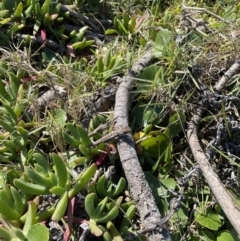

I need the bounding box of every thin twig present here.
[182,4,230,24]
[186,59,240,235]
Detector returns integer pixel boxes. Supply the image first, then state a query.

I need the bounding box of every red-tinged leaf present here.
[67,45,76,57]
[95,146,111,166]
[63,197,75,241]
[41,29,47,40]
[64,216,87,225]
[20,76,38,83]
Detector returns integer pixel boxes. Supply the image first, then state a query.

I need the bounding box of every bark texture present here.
[113,50,172,241]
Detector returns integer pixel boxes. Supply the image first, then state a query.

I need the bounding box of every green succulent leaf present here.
[69,163,97,198]
[0,191,21,220]
[14,2,23,19]
[0,10,9,18]
[33,153,51,175]
[94,197,108,219]
[11,186,25,216]
[89,219,103,237]
[62,132,80,147]
[119,205,136,234]
[25,166,52,187]
[14,178,49,195]
[0,226,16,240]
[85,193,98,219]
[110,178,126,197]
[23,201,37,236]
[107,221,123,241]
[96,174,107,197]
[51,191,69,221]
[27,223,49,241]
[51,153,68,188]
[49,186,65,196]
[94,205,119,223]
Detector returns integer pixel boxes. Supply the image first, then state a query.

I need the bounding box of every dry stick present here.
[16,34,64,54]
[187,60,240,236]
[60,5,99,31]
[113,50,172,241]
[214,60,240,92]
[181,3,230,24]
[36,86,67,108]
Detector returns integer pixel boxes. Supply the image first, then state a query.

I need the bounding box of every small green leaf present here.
[0,194,21,220]
[72,39,94,50]
[25,167,52,187]
[14,84,24,118]
[27,223,49,241]
[164,111,186,139]
[14,2,23,19]
[89,220,103,237]
[157,178,177,198]
[141,133,170,159]
[62,132,80,147]
[11,186,25,216]
[0,119,17,137]
[217,230,239,241]
[79,144,91,156]
[154,29,174,50]
[51,109,67,128]
[129,16,136,33]
[51,153,68,188]
[0,10,9,18]
[41,0,50,14]
[97,55,104,74]
[24,5,33,17]
[33,153,51,174]
[14,179,49,195]
[7,23,20,37]
[195,203,222,230]
[76,125,91,146]
[52,191,68,221]
[0,17,12,25]
[69,163,97,198]
[49,186,65,195]
[0,79,11,101]
[23,202,37,236]
[33,19,41,35]
[198,229,215,241]
[105,29,117,35]
[66,123,81,139]
[0,226,15,240]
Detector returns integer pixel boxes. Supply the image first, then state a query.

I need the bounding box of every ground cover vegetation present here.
[0,0,240,240]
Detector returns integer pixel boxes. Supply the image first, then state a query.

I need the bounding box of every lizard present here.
[88,126,131,147]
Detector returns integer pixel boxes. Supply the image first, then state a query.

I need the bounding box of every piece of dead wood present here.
[27,86,67,119]
[60,5,99,31]
[35,86,67,108]
[187,59,240,236]
[113,50,172,241]
[214,60,240,92]
[16,34,64,54]
[81,84,117,128]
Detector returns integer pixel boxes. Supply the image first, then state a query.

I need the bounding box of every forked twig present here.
[187,59,240,235]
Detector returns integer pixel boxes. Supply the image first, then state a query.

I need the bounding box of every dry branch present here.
[16,34,64,54]
[60,5,99,31]
[187,60,240,236]
[214,60,240,92]
[113,50,172,241]
[36,86,67,108]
